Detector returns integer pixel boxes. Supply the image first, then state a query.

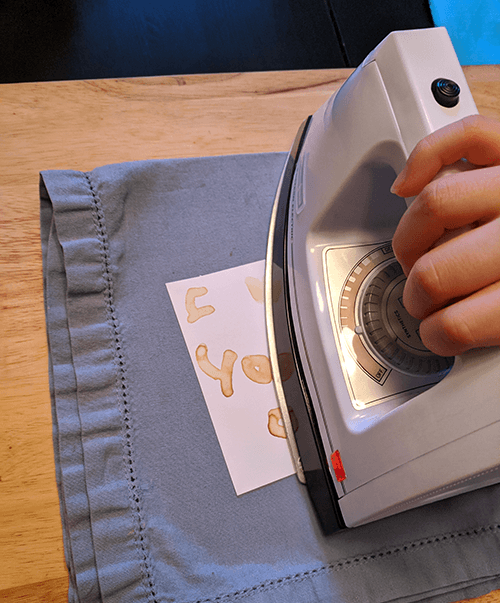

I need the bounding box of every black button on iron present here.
[431,78,460,108]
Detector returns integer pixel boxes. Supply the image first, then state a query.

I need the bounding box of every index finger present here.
[391,115,500,197]
[392,165,500,274]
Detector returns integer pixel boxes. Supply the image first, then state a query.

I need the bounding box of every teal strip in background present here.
[430,0,500,64]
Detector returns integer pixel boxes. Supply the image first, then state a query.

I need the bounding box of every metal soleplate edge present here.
[264,116,346,533]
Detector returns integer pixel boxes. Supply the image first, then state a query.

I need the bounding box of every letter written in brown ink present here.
[268,407,298,438]
[195,344,238,397]
[245,276,264,303]
[267,407,286,438]
[185,287,215,324]
[241,354,273,385]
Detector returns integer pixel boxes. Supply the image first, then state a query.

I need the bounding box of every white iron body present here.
[265,27,500,531]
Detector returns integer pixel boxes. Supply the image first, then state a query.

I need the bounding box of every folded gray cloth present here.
[41,153,500,603]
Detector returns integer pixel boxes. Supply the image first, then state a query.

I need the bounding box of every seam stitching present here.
[188,524,500,603]
[85,172,159,603]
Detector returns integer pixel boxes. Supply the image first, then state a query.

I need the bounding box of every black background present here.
[1,0,433,83]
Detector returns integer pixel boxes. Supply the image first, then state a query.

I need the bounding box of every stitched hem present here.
[85,172,160,602]
[41,180,103,602]
[188,524,500,603]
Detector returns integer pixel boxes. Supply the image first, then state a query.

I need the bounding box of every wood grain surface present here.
[1,66,499,602]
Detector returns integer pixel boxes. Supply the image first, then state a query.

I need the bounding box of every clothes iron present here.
[265,27,500,533]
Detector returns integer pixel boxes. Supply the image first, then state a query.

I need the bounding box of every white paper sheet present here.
[166,260,295,495]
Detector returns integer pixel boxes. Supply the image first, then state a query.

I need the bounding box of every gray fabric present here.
[40,153,500,603]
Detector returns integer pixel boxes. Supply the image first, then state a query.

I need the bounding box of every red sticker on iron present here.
[331,450,346,482]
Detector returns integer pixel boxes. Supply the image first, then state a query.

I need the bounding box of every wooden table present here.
[1,66,500,602]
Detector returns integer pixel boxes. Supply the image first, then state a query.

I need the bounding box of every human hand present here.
[391,115,500,356]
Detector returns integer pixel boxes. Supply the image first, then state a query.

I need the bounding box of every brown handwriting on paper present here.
[245,276,264,303]
[189,276,295,437]
[267,407,298,438]
[241,355,272,384]
[196,344,238,397]
[244,276,282,304]
[186,287,215,323]
[267,408,299,438]
[268,408,286,438]
[195,347,276,396]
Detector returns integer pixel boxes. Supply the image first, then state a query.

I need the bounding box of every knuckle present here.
[411,255,444,304]
[412,135,433,157]
[460,115,498,152]
[461,114,487,138]
[417,182,446,220]
[407,136,433,165]
[417,174,463,225]
[439,312,475,350]
[392,228,405,265]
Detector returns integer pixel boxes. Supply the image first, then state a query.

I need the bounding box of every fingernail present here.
[403,274,433,321]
